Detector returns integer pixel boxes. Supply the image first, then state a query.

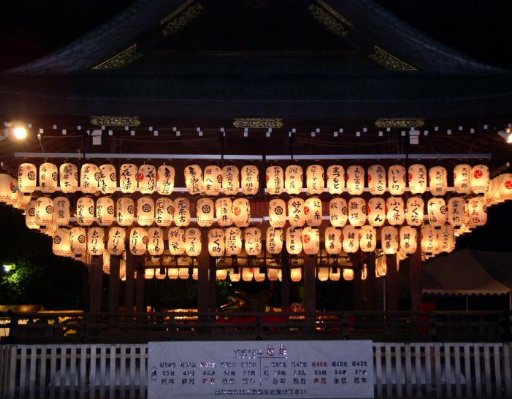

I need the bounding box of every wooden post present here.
[280,251,291,310]
[409,234,423,310]
[108,256,120,313]
[208,254,217,312]
[124,252,135,313]
[197,231,210,315]
[89,255,103,312]
[135,259,145,313]
[352,252,363,310]
[303,255,316,327]
[386,254,399,311]
[364,252,377,310]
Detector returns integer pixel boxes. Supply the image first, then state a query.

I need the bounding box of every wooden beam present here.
[124,252,135,313]
[197,231,210,315]
[280,251,290,310]
[363,252,377,310]
[135,260,145,313]
[409,235,423,311]
[303,255,316,326]
[108,256,120,313]
[352,252,363,311]
[88,255,103,313]
[386,254,399,311]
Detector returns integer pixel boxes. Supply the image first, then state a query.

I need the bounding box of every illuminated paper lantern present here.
[421,225,439,255]
[117,197,135,226]
[447,197,466,227]
[155,268,168,280]
[359,225,377,253]
[96,196,115,226]
[39,162,58,193]
[208,228,225,257]
[386,196,405,226]
[168,227,185,256]
[408,164,427,194]
[317,267,329,282]
[18,163,37,193]
[137,196,155,226]
[35,196,53,226]
[267,268,279,282]
[399,226,417,255]
[59,163,78,193]
[498,174,512,201]
[98,164,117,194]
[222,165,240,196]
[348,197,366,227]
[197,197,215,227]
[368,164,386,195]
[203,165,222,196]
[327,165,345,195]
[80,163,99,194]
[155,198,173,227]
[304,197,323,227]
[184,228,202,257]
[229,268,241,282]
[342,225,359,253]
[467,196,487,227]
[329,268,341,282]
[76,196,95,226]
[147,227,164,256]
[346,165,365,195]
[290,268,302,282]
[253,267,265,282]
[245,227,262,256]
[453,164,471,194]
[388,165,406,195]
[52,197,70,226]
[438,225,455,253]
[427,198,447,226]
[216,269,228,281]
[285,165,303,195]
[306,164,324,195]
[429,166,448,196]
[0,174,13,203]
[266,227,283,255]
[154,165,174,195]
[406,197,424,227]
[70,227,87,256]
[119,164,138,193]
[343,269,354,281]
[233,197,251,228]
[87,227,105,256]
[367,197,386,227]
[266,166,284,195]
[470,165,489,194]
[144,268,155,279]
[174,197,191,227]
[138,164,157,194]
[216,197,233,227]
[107,226,126,255]
[240,165,259,196]
[225,227,242,256]
[129,227,147,255]
[287,197,305,227]
[302,227,320,255]
[242,268,253,282]
[53,228,72,257]
[168,268,179,280]
[286,227,303,255]
[329,197,348,227]
[325,226,342,255]
[184,164,204,195]
[381,226,399,255]
[25,200,39,229]
[269,198,287,228]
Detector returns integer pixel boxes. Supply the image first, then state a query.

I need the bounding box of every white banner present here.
[148,340,374,399]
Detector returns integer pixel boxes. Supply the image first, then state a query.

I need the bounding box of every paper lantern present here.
[343,269,354,281]
[25,200,39,229]
[325,226,342,255]
[87,227,105,256]
[387,165,406,195]
[285,165,303,195]
[233,197,251,227]
[329,267,341,282]
[329,198,348,227]
[225,227,242,256]
[156,164,175,195]
[346,165,365,195]
[70,227,87,256]
[222,165,240,196]
[116,197,135,226]
[408,164,427,194]
[168,268,179,279]
[98,164,117,194]
[386,196,405,226]
[304,197,323,227]
[317,267,329,282]
[138,164,156,194]
[348,197,366,227]
[147,227,164,256]
[216,269,228,281]
[184,228,202,257]
[399,226,417,255]
[406,197,425,227]
[52,196,70,226]
[361,264,368,281]
[327,165,345,195]
[467,196,487,227]
[368,164,386,195]
[269,198,287,228]
[290,268,302,282]
[154,268,167,280]
[208,228,225,257]
[184,164,204,195]
[18,163,37,193]
[429,166,448,196]
[96,197,115,226]
[79,163,99,194]
[286,197,304,227]
[381,226,399,255]
[168,227,185,256]
[342,225,359,253]
[286,227,303,255]
[38,162,58,193]
[216,197,233,227]
[421,225,439,255]
[181,268,192,280]
[267,268,279,282]
[129,227,147,255]
[367,197,386,227]
[155,198,173,227]
[0,174,13,203]
[196,197,214,227]
[302,227,320,255]
[59,163,78,193]
[253,267,266,283]
[76,196,95,226]
[306,164,324,195]
[447,197,466,227]
[242,268,253,282]
[137,196,155,226]
[174,197,191,227]
[470,165,490,194]
[144,268,155,279]
[202,165,222,196]
[453,164,471,194]
[119,164,138,193]
[359,225,377,253]
[53,228,72,257]
[438,225,455,253]
[266,227,283,255]
[239,165,259,196]
[35,196,53,226]
[107,226,126,255]
[245,227,262,256]
[266,166,284,195]
[229,268,241,282]
[498,174,512,201]
[427,198,447,226]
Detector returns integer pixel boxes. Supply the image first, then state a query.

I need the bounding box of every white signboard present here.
[148,340,374,399]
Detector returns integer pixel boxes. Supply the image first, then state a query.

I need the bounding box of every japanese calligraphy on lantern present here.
[148,340,374,399]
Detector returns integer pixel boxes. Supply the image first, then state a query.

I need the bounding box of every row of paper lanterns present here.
[14,162,491,196]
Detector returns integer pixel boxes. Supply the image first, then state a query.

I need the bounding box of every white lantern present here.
[53,228,72,257]
[240,165,259,196]
[147,227,164,256]
[138,164,157,194]
[197,197,215,227]
[498,174,512,201]
[208,228,225,257]
[39,162,58,193]
[52,197,70,226]
[59,163,78,193]
[290,268,302,282]
[180,268,191,280]
[329,197,348,227]
[203,165,222,196]
[174,197,191,227]
[266,166,284,195]
[266,227,283,255]
[427,198,447,226]
[285,165,303,195]
[406,197,424,226]
[222,165,240,196]
[302,227,320,255]
[447,197,466,227]
[116,197,135,226]
[184,228,202,257]
[35,196,53,226]
[368,164,386,195]
[399,226,417,255]
[359,225,377,253]
[408,164,427,194]
[304,197,323,227]
[326,165,345,195]
[87,227,105,256]
[325,226,342,255]
[129,227,147,255]
[343,269,354,281]
[107,226,126,255]
[317,267,329,282]
[155,198,174,227]
[242,268,253,282]
[168,227,185,255]
[245,227,262,256]
[381,226,399,255]
[80,163,99,194]
[388,164,406,195]
[25,200,39,229]
[168,268,179,280]
[329,268,341,282]
[156,268,168,280]
[467,196,487,227]
[233,197,251,228]
[229,268,241,282]
[438,225,455,253]
[98,164,117,194]
[269,198,287,228]
[0,174,13,203]
[76,196,95,226]
[70,227,87,256]
[96,196,115,226]
[119,163,138,194]
[215,197,233,227]
[225,227,242,256]
[429,166,448,196]
[144,268,155,279]
[156,164,175,195]
[306,164,324,195]
[348,197,366,227]
[253,267,266,283]
[470,165,490,194]
[453,164,471,194]
[286,227,303,255]
[11,188,25,210]
[18,163,37,193]
[288,197,305,227]
[184,164,204,195]
[137,196,155,226]
[367,197,386,227]
[342,225,359,253]
[421,225,439,255]
[386,196,405,226]
[346,165,365,195]
[267,268,279,282]
[216,268,228,281]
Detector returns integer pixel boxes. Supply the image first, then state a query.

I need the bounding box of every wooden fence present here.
[1,342,511,398]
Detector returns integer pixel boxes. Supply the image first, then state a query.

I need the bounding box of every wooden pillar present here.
[280,251,290,310]
[89,255,103,312]
[409,235,423,310]
[386,254,399,311]
[303,255,316,326]
[135,260,145,313]
[352,252,363,311]
[208,254,217,312]
[197,231,210,315]
[109,256,121,313]
[364,253,377,310]
[124,252,135,313]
